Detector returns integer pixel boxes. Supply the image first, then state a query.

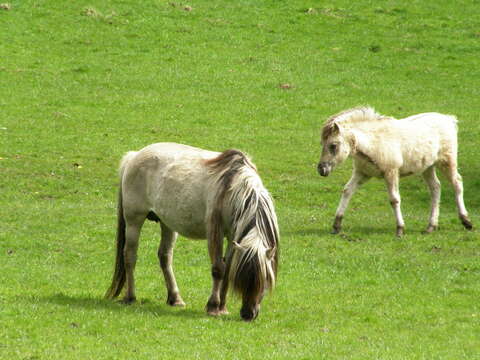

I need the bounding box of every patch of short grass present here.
[1,0,479,359]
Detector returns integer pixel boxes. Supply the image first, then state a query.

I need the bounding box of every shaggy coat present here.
[318,107,473,236]
[105,143,279,321]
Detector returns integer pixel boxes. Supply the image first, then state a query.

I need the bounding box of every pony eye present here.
[329,143,337,154]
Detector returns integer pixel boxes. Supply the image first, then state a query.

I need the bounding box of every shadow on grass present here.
[285,226,394,237]
[285,225,437,239]
[33,293,210,320]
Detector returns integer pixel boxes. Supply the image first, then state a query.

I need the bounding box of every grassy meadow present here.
[1,0,479,358]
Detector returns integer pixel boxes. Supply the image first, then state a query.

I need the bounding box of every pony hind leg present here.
[122,215,145,304]
[439,160,473,230]
[422,166,441,233]
[332,171,370,234]
[158,222,185,307]
[384,170,405,237]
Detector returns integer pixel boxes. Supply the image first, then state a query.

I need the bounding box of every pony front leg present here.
[218,242,234,315]
[332,171,369,234]
[422,166,441,233]
[158,223,185,307]
[206,225,228,316]
[384,170,405,237]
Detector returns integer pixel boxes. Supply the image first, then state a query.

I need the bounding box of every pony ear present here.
[333,122,341,135]
[266,247,276,261]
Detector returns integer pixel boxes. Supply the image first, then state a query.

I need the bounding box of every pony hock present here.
[317,107,473,236]
[105,143,279,321]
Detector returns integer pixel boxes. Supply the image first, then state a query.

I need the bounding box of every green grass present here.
[1,0,479,358]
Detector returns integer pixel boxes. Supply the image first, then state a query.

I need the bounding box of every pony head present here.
[318,121,352,176]
[231,232,278,321]
[206,148,279,321]
[227,175,279,322]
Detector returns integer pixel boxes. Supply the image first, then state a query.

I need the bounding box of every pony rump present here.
[206,149,279,301]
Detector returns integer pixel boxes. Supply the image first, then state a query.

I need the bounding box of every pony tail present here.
[105,151,137,299]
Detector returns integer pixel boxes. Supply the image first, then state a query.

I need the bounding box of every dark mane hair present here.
[206,149,279,309]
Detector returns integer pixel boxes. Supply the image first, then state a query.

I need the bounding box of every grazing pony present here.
[317,107,473,236]
[105,143,279,321]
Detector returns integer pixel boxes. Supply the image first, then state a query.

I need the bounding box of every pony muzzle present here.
[240,304,260,322]
[317,162,332,177]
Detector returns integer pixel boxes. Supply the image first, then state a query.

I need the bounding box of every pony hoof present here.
[424,225,438,234]
[206,301,227,316]
[396,226,404,237]
[207,308,228,316]
[207,309,221,316]
[121,296,136,305]
[167,298,186,307]
[331,227,341,235]
[460,216,473,230]
[217,307,229,315]
[167,293,185,307]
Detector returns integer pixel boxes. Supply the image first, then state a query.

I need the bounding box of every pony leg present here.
[218,242,234,315]
[158,223,185,306]
[206,226,227,316]
[440,161,473,230]
[123,218,144,303]
[422,166,441,233]
[332,171,369,234]
[384,170,405,237]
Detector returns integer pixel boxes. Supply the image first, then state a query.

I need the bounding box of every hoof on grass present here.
[167,297,186,307]
[396,226,404,237]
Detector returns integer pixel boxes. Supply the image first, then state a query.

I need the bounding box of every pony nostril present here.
[318,163,328,176]
[240,307,257,322]
[317,163,324,174]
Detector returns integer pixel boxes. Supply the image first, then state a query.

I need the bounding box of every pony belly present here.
[399,155,437,176]
[167,221,207,239]
[152,205,207,239]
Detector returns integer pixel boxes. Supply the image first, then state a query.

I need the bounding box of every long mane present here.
[321,106,389,140]
[205,150,279,296]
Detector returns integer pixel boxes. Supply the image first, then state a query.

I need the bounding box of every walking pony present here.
[105,143,279,321]
[317,107,473,236]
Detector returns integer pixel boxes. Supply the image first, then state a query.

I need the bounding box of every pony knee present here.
[211,262,226,280]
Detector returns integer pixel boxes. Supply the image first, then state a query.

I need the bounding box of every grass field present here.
[1,0,479,358]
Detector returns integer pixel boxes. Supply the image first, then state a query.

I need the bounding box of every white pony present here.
[317,107,473,236]
[105,143,279,321]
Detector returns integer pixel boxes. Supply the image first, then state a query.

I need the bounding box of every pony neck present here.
[346,128,370,156]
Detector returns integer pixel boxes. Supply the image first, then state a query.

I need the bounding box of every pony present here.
[317,107,473,236]
[105,143,279,321]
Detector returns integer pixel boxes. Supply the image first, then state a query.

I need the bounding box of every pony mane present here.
[322,106,388,140]
[206,149,279,295]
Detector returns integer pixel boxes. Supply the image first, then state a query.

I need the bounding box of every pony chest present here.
[354,152,383,177]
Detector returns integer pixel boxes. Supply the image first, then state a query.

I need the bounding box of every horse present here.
[105,143,279,321]
[317,107,473,237]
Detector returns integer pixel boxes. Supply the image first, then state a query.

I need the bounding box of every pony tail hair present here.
[105,151,137,299]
